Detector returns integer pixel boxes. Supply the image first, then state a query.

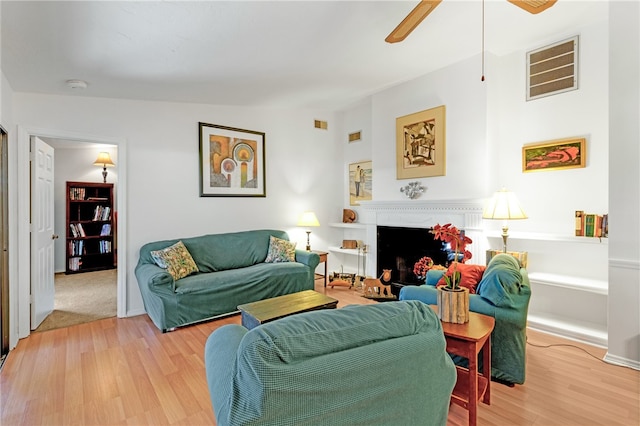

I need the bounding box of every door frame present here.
[16,126,127,339]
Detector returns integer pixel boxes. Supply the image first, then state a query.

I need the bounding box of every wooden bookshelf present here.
[65,181,115,274]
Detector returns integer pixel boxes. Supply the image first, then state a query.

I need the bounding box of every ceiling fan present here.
[385,0,557,43]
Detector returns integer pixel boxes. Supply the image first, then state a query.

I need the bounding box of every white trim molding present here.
[357,199,486,277]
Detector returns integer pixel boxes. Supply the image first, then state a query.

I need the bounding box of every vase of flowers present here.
[413,256,434,282]
[432,223,472,323]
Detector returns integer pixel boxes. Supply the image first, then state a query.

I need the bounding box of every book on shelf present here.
[69,187,86,201]
[575,210,607,238]
[92,205,111,221]
[68,257,82,271]
[584,214,596,237]
[575,210,584,236]
[100,224,111,236]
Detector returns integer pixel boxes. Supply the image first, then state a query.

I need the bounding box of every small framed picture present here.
[522,137,586,173]
[199,122,266,197]
[349,161,372,206]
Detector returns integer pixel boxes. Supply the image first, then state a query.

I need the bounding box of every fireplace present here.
[376,226,448,285]
[357,199,486,281]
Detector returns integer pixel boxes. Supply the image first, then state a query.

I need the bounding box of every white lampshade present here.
[297,211,320,227]
[297,211,319,251]
[483,188,527,253]
[93,152,115,167]
[483,188,527,220]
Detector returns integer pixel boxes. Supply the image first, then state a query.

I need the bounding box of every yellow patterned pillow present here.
[150,241,198,280]
[264,236,296,263]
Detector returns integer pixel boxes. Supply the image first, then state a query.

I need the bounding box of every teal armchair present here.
[205,301,457,426]
[399,253,531,385]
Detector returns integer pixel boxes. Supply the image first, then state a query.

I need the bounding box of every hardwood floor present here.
[1,277,638,425]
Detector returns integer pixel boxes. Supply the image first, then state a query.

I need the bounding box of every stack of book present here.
[575,211,608,238]
[69,223,86,237]
[92,205,111,221]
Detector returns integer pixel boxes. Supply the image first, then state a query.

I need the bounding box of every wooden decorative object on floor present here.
[437,287,469,323]
[362,277,395,300]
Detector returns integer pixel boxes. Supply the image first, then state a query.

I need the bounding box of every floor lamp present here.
[483,188,528,252]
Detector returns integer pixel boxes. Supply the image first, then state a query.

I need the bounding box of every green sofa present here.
[399,253,531,385]
[135,229,319,332]
[205,300,457,426]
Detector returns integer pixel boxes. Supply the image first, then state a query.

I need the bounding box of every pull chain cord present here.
[481,0,485,82]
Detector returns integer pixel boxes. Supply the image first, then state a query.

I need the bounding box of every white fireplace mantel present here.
[356,199,487,277]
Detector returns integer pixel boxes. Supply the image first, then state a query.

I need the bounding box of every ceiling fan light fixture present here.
[507,0,557,15]
[385,0,442,44]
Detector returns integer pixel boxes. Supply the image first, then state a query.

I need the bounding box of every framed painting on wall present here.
[349,161,372,206]
[522,137,586,173]
[199,122,266,197]
[396,105,446,179]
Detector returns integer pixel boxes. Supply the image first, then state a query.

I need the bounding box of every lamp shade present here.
[483,188,527,220]
[93,152,115,167]
[297,211,320,227]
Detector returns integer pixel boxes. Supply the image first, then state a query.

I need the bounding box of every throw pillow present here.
[436,263,486,294]
[150,241,199,280]
[264,236,296,263]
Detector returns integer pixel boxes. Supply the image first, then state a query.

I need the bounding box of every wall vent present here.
[314,120,328,130]
[527,35,578,101]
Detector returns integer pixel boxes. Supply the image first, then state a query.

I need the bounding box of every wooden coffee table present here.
[237,290,338,330]
[431,306,495,426]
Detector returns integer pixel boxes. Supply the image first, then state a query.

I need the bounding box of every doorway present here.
[1,125,9,367]
[33,139,119,331]
[15,126,127,340]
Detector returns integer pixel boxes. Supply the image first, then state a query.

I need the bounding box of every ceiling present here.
[1,1,607,110]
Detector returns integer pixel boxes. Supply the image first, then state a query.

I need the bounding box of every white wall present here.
[52,145,118,272]
[13,94,342,318]
[606,0,640,368]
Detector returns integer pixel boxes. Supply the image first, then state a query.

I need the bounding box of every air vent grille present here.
[527,36,578,101]
[314,120,328,130]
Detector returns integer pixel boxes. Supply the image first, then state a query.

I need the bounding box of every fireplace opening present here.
[376,225,450,286]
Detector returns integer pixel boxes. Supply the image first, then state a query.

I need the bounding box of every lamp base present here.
[102,167,108,183]
[305,231,311,251]
[501,224,509,252]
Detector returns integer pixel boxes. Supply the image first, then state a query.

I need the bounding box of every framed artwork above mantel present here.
[199,122,266,197]
[396,105,446,179]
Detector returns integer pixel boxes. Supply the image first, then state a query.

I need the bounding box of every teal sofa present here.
[399,253,531,385]
[135,229,319,332]
[205,300,456,426]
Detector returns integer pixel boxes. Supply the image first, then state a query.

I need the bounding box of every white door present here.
[30,136,55,329]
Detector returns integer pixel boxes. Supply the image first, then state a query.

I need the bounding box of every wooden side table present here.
[431,306,495,426]
[312,250,328,286]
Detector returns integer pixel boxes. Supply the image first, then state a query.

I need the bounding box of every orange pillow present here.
[436,263,486,294]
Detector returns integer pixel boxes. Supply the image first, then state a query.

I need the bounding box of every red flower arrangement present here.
[413,256,434,280]
[431,223,473,289]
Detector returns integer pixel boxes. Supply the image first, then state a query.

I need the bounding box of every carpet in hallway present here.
[35,269,117,332]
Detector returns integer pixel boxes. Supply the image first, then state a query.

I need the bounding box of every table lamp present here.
[297,211,320,251]
[93,152,115,183]
[483,188,527,252]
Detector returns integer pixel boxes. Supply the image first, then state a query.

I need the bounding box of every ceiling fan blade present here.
[385,0,442,44]
[507,0,557,14]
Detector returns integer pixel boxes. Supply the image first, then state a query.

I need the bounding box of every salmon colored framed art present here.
[522,137,586,173]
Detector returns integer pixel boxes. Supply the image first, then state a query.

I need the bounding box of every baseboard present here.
[603,352,640,370]
[125,308,146,317]
[527,314,608,348]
